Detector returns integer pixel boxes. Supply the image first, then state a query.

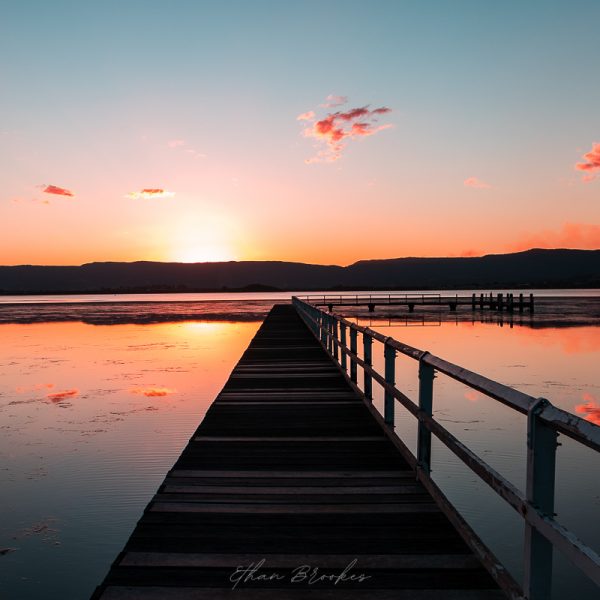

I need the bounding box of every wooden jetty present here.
[92,301,599,599]
[301,292,535,313]
[92,304,505,599]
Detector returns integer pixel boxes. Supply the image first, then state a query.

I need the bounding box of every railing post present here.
[523,398,557,600]
[320,312,327,346]
[384,340,396,425]
[340,322,347,372]
[417,355,435,475]
[332,318,339,362]
[363,332,373,401]
[327,314,334,355]
[350,328,358,383]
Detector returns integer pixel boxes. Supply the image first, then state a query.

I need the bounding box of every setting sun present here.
[169,214,239,263]
[174,244,236,263]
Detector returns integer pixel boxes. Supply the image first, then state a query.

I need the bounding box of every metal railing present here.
[292,296,600,600]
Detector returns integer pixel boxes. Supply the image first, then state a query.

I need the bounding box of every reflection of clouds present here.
[46,389,79,402]
[15,383,54,393]
[576,393,600,425]
[464,390,481,402]
[130,386,176,397]
[511,326,600,355]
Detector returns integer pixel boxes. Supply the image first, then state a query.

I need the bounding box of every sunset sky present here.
[1,0,599,266]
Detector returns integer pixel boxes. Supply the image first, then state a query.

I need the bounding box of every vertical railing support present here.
[363,332,373,401]
[320,312,327,346]
[333,318,339,362]
[384,340,396,425]
[327,314,334,355]
[417,355,435,475]
[350,328,358,383]
[340,322,347,372]
[523,398,557,600]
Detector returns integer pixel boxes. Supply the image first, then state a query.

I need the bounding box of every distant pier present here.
[301,292,535,313]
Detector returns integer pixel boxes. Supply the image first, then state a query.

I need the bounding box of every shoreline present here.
[0,297,598,328]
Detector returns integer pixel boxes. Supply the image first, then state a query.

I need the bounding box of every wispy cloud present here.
[463,177,491,189]
[40,184,74,197]
[126,188,175,200]
[575,142,600,181]
[130,386,176,397]
[47,389,79,402]
[166,138,206,158]
[299,97,392,163]
[509,222,600,251]
[320,94,348,108]
[296,111,315,121]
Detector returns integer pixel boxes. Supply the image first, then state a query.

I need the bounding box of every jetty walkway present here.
[93,302,599,599]
[92,304,503,599]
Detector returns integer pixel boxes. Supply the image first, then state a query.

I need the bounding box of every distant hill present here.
[0,249,598,294]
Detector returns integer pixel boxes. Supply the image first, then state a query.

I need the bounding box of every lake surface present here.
[1,288,599,304]
[0,293,598,599]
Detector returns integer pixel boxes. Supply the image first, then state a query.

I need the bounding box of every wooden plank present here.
[148,502,441,514]
[99,587,506,600]
[119,552,481,569]
[161,485,424,494]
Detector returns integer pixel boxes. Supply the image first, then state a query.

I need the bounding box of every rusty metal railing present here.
[292,296,600,600]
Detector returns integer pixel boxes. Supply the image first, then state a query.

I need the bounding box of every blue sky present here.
[1,1,599,264]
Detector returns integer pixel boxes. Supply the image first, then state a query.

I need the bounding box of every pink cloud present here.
[296,111,315,121]
[130,386,176,397]
[167,139,186,148]
[41,184,74,197]
[300,102,392,163]
[575,393,600,426]
[320,94,348,108]
[509,222,600,252]
[575,143,600,180]
[126,188,175,200]
[47,389,79,403]
[463,177,491,189]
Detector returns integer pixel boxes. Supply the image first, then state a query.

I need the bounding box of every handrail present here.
[292,296,600,600]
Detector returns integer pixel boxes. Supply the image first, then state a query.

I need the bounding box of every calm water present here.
[1,288,599,304]
[0,294,598,599]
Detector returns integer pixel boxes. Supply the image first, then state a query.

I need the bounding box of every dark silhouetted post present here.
[384,341,396,425]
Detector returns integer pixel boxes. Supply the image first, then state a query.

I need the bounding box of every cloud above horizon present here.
[41,184,74,197]
[298,96,392,163]
[126,188,176,200]
[166,138,206,158]
[320,94,348,108]
[463,177,491,189]
[575,142,600,181]
[509,222,600,251]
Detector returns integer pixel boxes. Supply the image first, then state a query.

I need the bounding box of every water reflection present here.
[0,319,260,599]
[362,320,599,599]
[576,394,600,425]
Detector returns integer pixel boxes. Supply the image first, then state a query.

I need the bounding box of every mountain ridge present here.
[1,249,598,294]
